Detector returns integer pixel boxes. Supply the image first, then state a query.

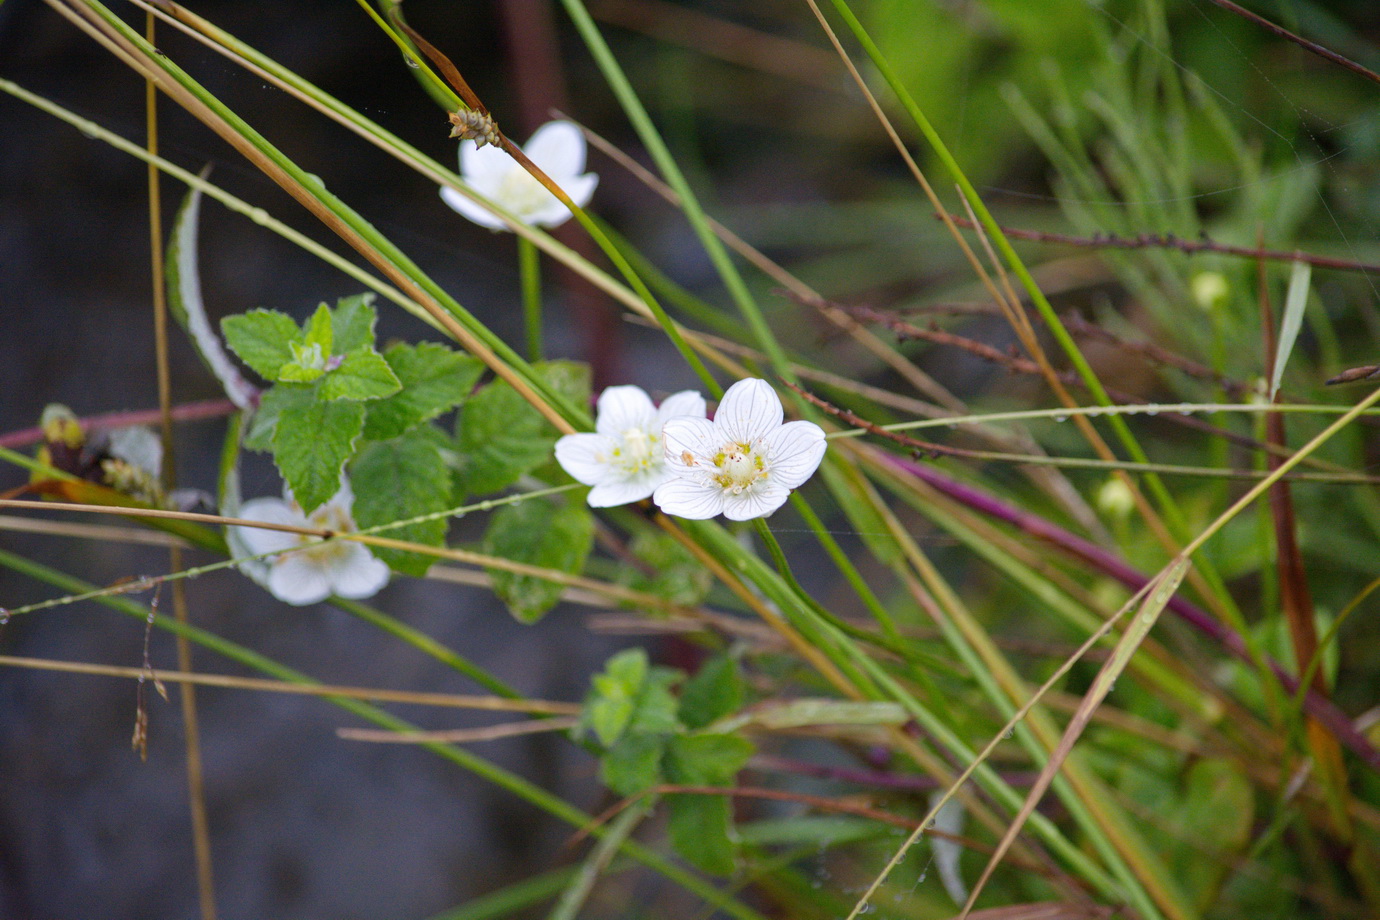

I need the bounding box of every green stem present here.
[558,0,792,386]
[0,547,768,920]
[518,235,543,363]
[823,0,1241,624]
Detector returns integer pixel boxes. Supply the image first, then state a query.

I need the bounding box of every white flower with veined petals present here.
[654,378,827,521]
[233,481,389,606]
[440,120,598,230]
[555,386,706,508]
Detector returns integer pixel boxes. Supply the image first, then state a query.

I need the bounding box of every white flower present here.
[555,386,706,508]
[654,378,827,521]
[440,120,598,230]
[233,481,389,606]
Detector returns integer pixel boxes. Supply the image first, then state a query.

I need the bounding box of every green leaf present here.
[302,302,334,353]
[586,648,648,746]
[349,434,452,576]
[1270,259,1311,400]
[243,383,313,452]
[620,531,712,608]
[165,179,258,410]
[274,398,365,512]
[665,733,754,786]
[482,496,593,622]
[330,293,377,354]
[599,732,665,797]
[277,343,328,383]
[222,309,301,380]
[1169,758,1254,909]
[666,796,736,876]
[663,732,753,875]
[363,342,484,441]
[629,667,683,735]
[736,816,882,847]
[679,654,744,730]
[455,361,590,497]
[318,347,402,401]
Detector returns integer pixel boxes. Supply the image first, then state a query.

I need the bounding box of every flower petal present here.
[440,185,509,231]
[555,432,618,486]
[525,199,577,229]
[721,481,790,521]
[588,472,660,507]
[716,378,783,444]
[523,121,587,178]
[655,390,707,425]
[594,385,657,438]
[653,478,725,519]
[266,552,333,606]
[326,545,391,600]
[763,420,827,490]
[661,417,721,474]
[234,498,308,555]
[460,139,517,182]
[562,172,599,210]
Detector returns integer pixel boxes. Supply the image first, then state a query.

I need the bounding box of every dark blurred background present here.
[3,0,1380,917]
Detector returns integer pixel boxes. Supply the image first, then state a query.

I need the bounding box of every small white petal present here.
[266,553,333,606]
[440,185,509,231]
[587,473,660,507]
[560,172,598,210]
[653,478,725,519]
[716,378,783,444]
[763,420,828,490]
[721,481,790,521]
[234,498,307,556]
[460,139,517,182]
[555,433,617,486]
[655,390,707,425]
[594,385,657,438]
[523,121,587,177]
[326,545,390,599]
[526,199,577,229]
[661,417,720,473]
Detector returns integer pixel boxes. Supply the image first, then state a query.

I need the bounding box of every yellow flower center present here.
[711,442,767,494]
[494,167,557,220]
[610,427,658,475]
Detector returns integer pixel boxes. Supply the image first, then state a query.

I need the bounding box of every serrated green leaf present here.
[244,383,314,452]
[302,302,334,353]
[665,733,754,786]
[630,667,683,735]
[349,434,452,576]
[667,795,736,876]
[482,496,593,622]
[318,348,401,401]
[663,732,753,876]
[277,341,328,383]
[599,732,665,797]
[363,342,484,441]
[222,309,301,381]
[586,649,647,745]
[621,531,712,608]
[274,398,364,512]
[455,361,590,497]
[679,654,744,730]
[331,293,377,354]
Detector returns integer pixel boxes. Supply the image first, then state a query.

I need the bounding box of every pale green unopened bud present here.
[1096,476,1135,519]
[1191,272,1230,312]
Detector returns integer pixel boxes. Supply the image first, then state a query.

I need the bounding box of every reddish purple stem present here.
[876,451,1380,774]
[0,399,239,450]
